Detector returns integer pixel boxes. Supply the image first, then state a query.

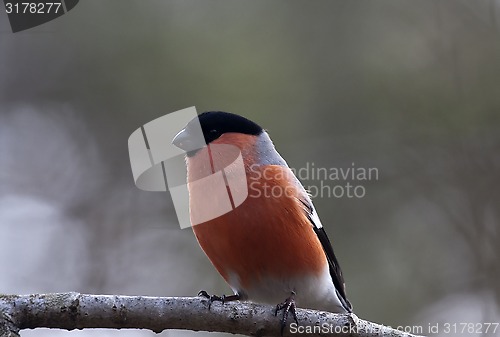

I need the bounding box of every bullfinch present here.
[172,111,352,332]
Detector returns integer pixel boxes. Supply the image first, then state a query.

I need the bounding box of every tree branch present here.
[0,293,424,337]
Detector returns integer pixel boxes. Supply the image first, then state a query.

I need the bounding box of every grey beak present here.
[172,128,190,150]
[172,128,206,153]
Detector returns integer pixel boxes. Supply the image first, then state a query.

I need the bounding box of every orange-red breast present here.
[172,111,352,332]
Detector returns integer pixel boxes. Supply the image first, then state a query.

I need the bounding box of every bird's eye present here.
[209,129,218,135]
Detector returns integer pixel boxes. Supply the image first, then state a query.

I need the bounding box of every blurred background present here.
[1,1,499,336]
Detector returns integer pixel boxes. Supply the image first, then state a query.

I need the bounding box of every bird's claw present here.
[197,290,211,299]
[275,292,298,335]
[198,290,238,309]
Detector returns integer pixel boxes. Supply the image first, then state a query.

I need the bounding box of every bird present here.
[172,111,352,333]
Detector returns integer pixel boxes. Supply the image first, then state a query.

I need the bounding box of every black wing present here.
[300,199,353,312]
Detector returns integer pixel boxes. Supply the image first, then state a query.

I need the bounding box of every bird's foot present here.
[275,292,298,336]
[198,290,241,309]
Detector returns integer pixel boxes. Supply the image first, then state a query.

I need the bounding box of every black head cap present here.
[172,111,264,157]
[197,111,263,144]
